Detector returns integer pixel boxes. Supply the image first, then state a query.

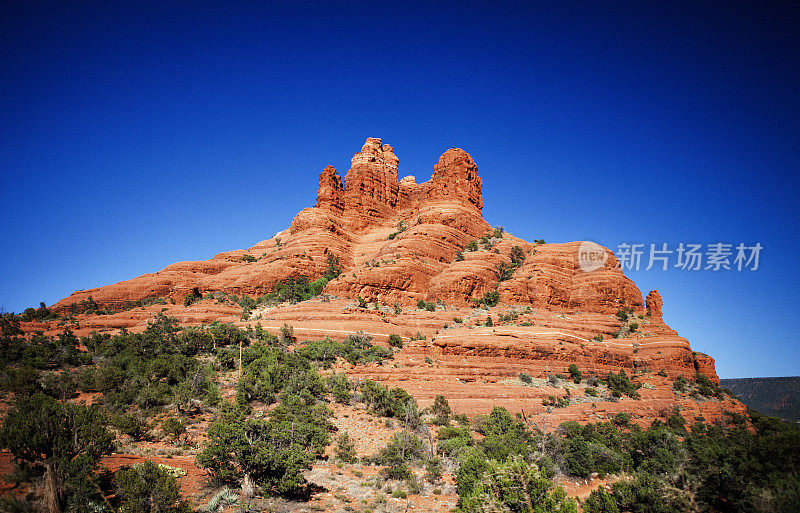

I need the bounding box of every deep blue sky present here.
[2,1,798,378]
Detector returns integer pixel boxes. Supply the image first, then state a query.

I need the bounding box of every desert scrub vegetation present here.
[388,333,404,348]
[448,405,800,512]
[3,313,798,512]
[295,332,393,368]
[416,299,436,311]
[387,220,407,240]
[568,363,582,384]
[672,372,730,400]
[471,289,499,308]
[358,379,421,426]
[604,369,641,399]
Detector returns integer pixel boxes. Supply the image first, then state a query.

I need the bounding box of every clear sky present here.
[2,1,798,378]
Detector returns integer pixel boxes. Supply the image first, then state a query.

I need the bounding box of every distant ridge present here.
[721,377,800,422]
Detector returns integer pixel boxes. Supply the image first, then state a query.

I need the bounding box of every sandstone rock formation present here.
[54,138,639,313]
[45,138,734,423]
[646,290,664,317]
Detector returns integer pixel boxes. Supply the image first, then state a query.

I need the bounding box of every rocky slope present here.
[45,137,741,425]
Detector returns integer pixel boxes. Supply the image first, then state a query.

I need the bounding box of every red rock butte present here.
[49,137,742,424]
[55,137,641,312]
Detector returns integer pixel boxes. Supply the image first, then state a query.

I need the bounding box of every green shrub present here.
[520,373,533,384]
[309,276,329,296]
[298,335,392,368]
[425,458,442,483]
[611,412,631,427]
[583,486,619,513]
[568,364,582,384]
[360,380,420,425]
[0,394,114,512]
[542,395,571,408]
[388,334,404,348]
[606,370,641,399]
[495,261,515,281]
[323,254,342,280]
[416,299,436,311]
[437,426,474,457]
[510,245,526,266]
[326,373,352,404]
[115,460,189,513]
[454,413,470,426]
[482,290,499,307]
[374,432,426,480]
[183,288,202,307]
[695,372,724,398]
[198,396,332,496]
[387,221,408,240]
[459,455,576,513]
[111,413,148,440]
[455,449,490,500]
[479,407,534,461]
[431,394,452,426]
[161,416,186,441]
[335,432,357,464]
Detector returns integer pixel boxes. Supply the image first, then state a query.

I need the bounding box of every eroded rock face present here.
[342,138,401,227]
[428,148,483,210]
[316,165,344,213]
[646,290,664,317]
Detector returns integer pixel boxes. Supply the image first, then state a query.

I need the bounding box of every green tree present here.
[0,394,114,513]
[161,416,186,442]
[335,432,357,464]
[583,486,619,513]
[482,290,500,307]
[198,397,332,497]
[480,406,533,461]
[388,334,404,348]
[324,254,342,280]
[456,449,490,499]
[431,394,452,426]
[568,364,582,384]
[460,455,577,513]
[510,245,526,266]
[115,460,190,513]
